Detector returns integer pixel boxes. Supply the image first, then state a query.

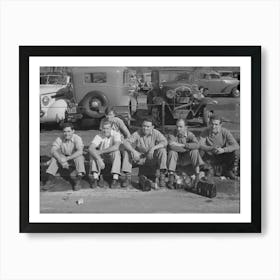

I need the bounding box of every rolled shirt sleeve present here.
[185,132,200,150]
[51,137,62,155]
[74,135,84,151]
[128,131,140,145]
[223,130,239,153]
[154,130,167,147]
[116,118,131,138]
[91,135,102,149]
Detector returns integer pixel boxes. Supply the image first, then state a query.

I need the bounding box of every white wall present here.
[0,0,279,279]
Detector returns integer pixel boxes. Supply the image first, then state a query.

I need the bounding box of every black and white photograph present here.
[39,65,241,214]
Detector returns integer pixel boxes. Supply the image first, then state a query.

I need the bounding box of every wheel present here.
[203,88,209,97]
[231,87,240,97]
[80,91,109,118]
[202,108,210,126]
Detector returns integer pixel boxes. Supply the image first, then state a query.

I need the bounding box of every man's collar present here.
[140,129,153,136]
[176,129,188,137]
[63,135,74,142]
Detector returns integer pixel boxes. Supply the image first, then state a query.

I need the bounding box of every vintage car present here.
[196,71,240,97]
[71,67,137,125]
[149,70,217,126]
[40,72,79,124]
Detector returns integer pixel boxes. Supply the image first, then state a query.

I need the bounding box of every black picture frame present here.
[20,46,261,233]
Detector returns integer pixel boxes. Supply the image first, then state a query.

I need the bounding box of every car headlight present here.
[41,96,50,106]
[166,89,176,99]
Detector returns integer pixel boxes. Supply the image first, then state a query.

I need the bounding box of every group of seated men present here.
[43,107,239,191]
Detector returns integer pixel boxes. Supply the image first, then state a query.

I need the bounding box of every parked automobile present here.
[196,71,240,97]
[40,72,79,124]
[149,70,217,126]
[70,67,136,125]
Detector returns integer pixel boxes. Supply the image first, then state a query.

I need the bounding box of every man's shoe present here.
[73,176,82,191]
[167,173,175,189]
[110,179,121,189]
[121,174,133,189]
[90,178,98,189]
[42,174,56,191]
[224,170,239,181]
[42,179,56,191]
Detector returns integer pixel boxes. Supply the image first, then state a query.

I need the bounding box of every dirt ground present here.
[40,96,240,213]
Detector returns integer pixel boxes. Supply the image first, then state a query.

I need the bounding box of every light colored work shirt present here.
[92,130,121,151]
[51,134,84,156]
[199,127,239,153]
[128,129,167,154]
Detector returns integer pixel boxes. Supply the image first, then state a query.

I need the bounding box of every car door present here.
[207,73,226,94]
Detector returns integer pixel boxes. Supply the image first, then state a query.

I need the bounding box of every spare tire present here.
[80,91,109,118]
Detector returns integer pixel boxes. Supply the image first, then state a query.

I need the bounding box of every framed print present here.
[19,46,261,233]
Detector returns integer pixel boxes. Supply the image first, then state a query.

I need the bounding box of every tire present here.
[203,88,209,97]
[80,91,109,118]
[231,87,240,97]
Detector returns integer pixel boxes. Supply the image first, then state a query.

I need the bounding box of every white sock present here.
[93,172,99,179]
[113,174,119,180]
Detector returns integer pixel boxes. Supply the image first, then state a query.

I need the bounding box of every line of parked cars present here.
[40,67,240,127]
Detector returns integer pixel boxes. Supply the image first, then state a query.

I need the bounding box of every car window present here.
[84,72,107,83]
[40,75,67,85]
[209,74,220,79]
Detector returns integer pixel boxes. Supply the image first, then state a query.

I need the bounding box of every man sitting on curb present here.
[122,118,168,188]
[89,120,122,189]
[167,119,204,189]
[43,123,85,191]
[199,114,240,180]
[99,107,131,139]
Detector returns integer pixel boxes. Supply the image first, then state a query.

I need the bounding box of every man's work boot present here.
[110,179,121,189]
[167,173,175,189]
[121,174,133,189]
[42,174,56,191]
[159,171,166,188]
[89,177,98,189]
[73,175,83,191]
[224,170,239,181]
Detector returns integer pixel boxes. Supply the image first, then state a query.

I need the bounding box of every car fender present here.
[41,99,67,123]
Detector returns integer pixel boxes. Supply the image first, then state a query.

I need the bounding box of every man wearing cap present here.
[122,118,168,188]
[199,114,239,180]
[167,119,204,189]
[89,120,122,188]
[43,123,85,191]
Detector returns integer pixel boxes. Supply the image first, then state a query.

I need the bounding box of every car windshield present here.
[160,71,191,82]
[40,75,67,85]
